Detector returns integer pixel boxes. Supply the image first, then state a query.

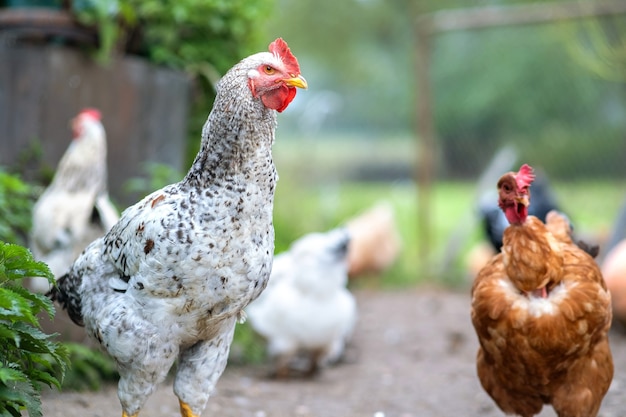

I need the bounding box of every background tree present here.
[263,0,626,179]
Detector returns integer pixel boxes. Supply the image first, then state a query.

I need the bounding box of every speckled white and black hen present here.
[48,38,307,417]
[30,108,119,292]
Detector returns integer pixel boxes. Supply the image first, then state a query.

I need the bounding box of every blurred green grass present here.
[125,135,626,289]
[271,136,626,289]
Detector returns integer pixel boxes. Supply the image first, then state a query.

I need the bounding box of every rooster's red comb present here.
[515,164,535,189]
[268,38,300,75]
[79,108,101,121]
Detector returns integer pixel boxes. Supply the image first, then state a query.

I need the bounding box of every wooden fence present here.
[0,43,191,206]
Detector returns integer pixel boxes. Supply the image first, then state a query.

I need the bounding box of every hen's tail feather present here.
[46,273,84,326]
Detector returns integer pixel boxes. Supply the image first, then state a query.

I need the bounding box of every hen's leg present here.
[271,352,294,379]
[267,338,298,378]
[116,342,179,417]
[174,316,237,417]
[94,305,179,417]
[304,348,326,377]
[179,401,198,417]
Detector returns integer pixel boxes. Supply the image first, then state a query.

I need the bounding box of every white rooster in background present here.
[29,108,118,292]
[246,227,357,378]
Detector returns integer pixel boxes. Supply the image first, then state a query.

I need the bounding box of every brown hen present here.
[345,202,401,279]
[471,164,613,417]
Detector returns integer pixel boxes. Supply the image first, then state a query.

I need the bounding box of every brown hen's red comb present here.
[80,108,102,121]
[268,38,300,75]
[515,164,535,189]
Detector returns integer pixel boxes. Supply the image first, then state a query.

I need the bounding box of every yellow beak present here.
[516,195,530,207]
[284,75,308,89]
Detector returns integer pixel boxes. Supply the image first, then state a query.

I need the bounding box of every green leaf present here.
[0,243,53,282]
[0,323,19,346]
[2,286,56,320]
[12,322,56,351]
[0,288,37,326]
[0,380,40,417]
[27,368,62,390]
[0,367,28,385]
[0,241,68,416]
[0,170,36,246]
[56,342,117,391]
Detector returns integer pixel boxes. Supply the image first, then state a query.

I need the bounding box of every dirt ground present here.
[41,288,626,417]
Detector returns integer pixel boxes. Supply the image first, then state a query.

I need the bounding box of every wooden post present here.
[425,1,626,33]
[415,16,435,274]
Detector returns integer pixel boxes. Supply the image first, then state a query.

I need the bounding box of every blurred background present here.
[1,0,626,289]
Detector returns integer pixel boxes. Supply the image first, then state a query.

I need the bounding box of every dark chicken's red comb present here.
[268,38,300,75]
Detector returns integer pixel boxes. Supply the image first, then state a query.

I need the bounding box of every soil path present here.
[41,288,626,417]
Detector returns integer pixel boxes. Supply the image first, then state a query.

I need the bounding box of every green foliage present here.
[230,322,266,366]
[71,0,138,64]
[72,0,275,166]
[55,343,118,391]
[0,243,69,417]
[73,0,274,72]
[518,125,626,179]
[433,23,626,177]
[0,169,37,246]
[266,0,417,133]
[267,0,626,180]
[128,0,273,74]
[563,15,626,82]
[135,0,275,164]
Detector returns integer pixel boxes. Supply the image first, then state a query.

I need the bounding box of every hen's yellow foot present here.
[179,400,200,417]
[122,412,138,417]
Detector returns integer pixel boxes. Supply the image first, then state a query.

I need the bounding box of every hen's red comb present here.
[268,38,300,75]
[79,108,101,121]
[515,164,535,189]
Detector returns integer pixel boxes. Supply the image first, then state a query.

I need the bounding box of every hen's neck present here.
[183,69,277,189]
[502,217,563,293]
[52,137,108,194]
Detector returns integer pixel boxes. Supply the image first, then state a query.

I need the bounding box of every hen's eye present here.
[263,66,275,74]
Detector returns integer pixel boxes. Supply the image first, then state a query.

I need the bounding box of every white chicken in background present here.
[29,108,118,292]
[246,227,357,377]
